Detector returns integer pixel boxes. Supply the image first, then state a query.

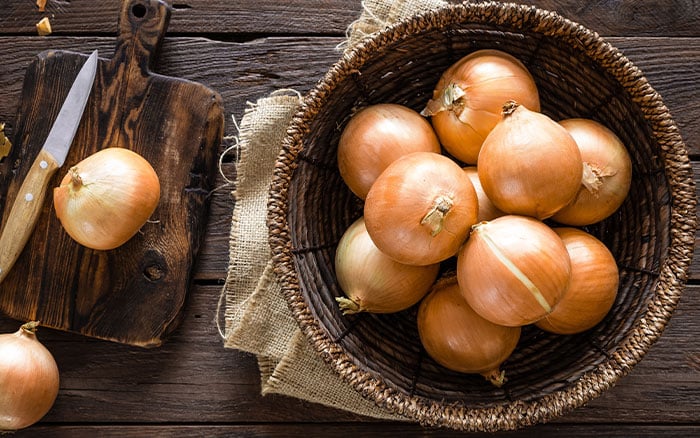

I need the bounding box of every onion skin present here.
[552,118,633,226]
[422,49,540,164]
[53,147,160,250]
[364,152,479,266]
[337,103,441,199]
[0,321,60,431]
[418,276,520,387]
[536,228,619,334]
[334,217,440,314]
[457,215,571,327]
[463,166,504,222]
[478,102,582,220]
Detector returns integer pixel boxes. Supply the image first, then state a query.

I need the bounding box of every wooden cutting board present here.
[0,0,224,347]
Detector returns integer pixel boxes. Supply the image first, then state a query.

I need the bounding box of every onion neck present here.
[501,100,519,116]
[68,166,85,191]
[19,321,39,337]
[421,83,466,116]
[581,161,616,196]
[421,195,453,237]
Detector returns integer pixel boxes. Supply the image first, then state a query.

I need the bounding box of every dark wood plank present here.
[8,424,700,437]
[1,0,698,37]
[0,281,697,425]
[521,0,700,37]
[0,0,697,435]
[0,0,361,36]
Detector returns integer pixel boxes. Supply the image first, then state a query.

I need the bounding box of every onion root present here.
[336,297,362,315]
[482,368,507,388]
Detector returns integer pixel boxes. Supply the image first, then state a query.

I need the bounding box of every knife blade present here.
[0,49,98,284]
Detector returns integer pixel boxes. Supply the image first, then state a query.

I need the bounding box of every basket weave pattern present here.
[267,1,696,431]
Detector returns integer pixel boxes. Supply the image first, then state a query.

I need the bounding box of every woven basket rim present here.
[267,0,697,431]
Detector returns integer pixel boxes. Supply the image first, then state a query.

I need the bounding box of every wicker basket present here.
[267,1,696,431]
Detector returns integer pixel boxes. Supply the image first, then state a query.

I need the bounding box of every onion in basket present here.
[364,151,479,266]
[418,276,521,387]
[536,227,619,334]
[334,217,440,314]
[337,103,441,200]
[457,215,571,327]
[422,49,540,164]
[552,118,633,226]
[477,101,582,220]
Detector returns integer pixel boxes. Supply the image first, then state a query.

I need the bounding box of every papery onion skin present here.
[463,166,504,222]
[0,321,60,431]
[364,152,479,266]
[457,215,571,327]
[334,217,440,314]
[337,103,441,199]
[536,227,619,334]
[418,276,520,387]
[422,49,540,164]
[478,102,582,220]
[552,118,633,226]
[53,147,160,251]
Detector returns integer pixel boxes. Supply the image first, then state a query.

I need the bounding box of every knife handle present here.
[0,149,60,283]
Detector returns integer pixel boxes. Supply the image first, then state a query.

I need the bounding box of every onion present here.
[457,215,571,327]
[536,227,619,334]
[421,49,540,164]
[477,101,582,220]
[0,321,60,431]
[418,276,521,387]
[53,147,161,250]
[337,103,441,199]
[334,217,440,314]
[364,152,479,266]
[463,166,504,222]
[552,118,633,226]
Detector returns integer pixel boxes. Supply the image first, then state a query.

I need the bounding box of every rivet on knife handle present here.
[0,150,59,283]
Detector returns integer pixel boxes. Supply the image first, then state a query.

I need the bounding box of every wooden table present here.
[0,1,698,436]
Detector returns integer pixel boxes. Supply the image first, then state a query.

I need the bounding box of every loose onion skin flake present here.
[418,276,521,387]
[364,152,479,266]
[477,102,582,220]
[536,227,619,334]
[422,49,540,164]
[457,215,571,327]
[334,217,440,314]
[552,118,633,226]
[337,103,441,200]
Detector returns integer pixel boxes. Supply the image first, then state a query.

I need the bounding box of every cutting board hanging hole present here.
[115,0,171,74]
[131,3,148,19]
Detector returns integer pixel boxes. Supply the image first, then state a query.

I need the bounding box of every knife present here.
[0,49,98,284]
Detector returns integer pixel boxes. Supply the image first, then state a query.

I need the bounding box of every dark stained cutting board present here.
[0,0,224,347]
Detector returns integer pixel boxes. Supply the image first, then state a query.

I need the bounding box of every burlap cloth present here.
[220,0,446,420]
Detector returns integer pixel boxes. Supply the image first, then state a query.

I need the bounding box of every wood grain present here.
[2,0,698,37]
[0,0,698,435]
[0,0,224,347]
[8,424,700,437]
